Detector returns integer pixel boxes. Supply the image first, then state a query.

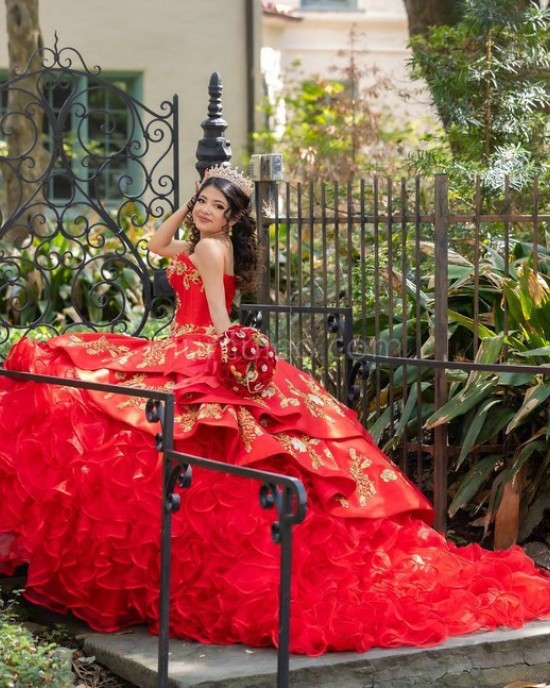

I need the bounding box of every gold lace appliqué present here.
[175,405,200,433]
[171,323,199,337]
[334,495,350,509]
[185,341,216,360]
[349,447,376,506]
[116,395,148,412]
[176,258,204,290]
[277,433,331,469]
[66,334,131,361]
[136,339,174,369]
[111,378,175,410]
[283,376,344,422]
[381,468,398,482]
[238,407,263,452]
[197,403,224,421]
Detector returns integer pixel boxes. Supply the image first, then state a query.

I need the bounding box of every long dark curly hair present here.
[185,176,258,293]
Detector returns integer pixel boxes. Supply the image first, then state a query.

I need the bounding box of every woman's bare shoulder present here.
[193,237,228,259]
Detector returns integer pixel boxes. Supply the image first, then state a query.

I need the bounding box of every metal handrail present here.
[0,367,307,688]
[149,432,308,688]
[348,351,550,376]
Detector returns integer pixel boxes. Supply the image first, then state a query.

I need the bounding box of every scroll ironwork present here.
[0,35,179,360]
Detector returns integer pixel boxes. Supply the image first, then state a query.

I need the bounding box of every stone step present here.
[3,576,550,687]
[82,619,550,688]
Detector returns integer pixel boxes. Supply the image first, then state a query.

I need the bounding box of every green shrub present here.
[0,598,73,688]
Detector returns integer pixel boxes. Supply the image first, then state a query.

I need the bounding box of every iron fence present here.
[255,173,550,529]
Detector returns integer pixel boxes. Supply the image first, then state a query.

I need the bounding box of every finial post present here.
[195,72,232,179]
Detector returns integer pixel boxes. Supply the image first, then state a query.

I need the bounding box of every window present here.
[300,0,359,10]
[44,73,142,205]
[85,75,142,203]
[0,71,142,206]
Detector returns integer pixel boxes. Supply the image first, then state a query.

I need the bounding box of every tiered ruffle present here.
[1,335,549,655]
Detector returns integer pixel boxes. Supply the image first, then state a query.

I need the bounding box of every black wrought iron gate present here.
[0,35,179,358]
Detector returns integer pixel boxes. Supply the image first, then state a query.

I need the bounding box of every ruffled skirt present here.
[1,334,549,655]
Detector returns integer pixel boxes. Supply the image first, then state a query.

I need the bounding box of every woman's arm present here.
[192,239,232,334]
[148,201,193,257]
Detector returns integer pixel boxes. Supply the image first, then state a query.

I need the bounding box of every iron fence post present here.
[195,72,232,179]
[276,486,294,688]
[433,174,449,532]
[150,395,175,688]
[250,153,284,309]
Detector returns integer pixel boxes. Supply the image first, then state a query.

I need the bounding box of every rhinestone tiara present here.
[202,165,255,197]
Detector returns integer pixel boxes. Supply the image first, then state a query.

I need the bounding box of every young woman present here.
[0,165,549,655]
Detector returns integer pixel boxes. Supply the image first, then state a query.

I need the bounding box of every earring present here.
[184,213,198,233]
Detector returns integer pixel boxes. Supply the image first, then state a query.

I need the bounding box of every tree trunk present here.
[2,0,48,239]
[403,0,542,38]
[401,0,464,38]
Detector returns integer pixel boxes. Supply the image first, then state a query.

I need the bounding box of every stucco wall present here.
[262,0,432,122]
[0,0,262,200]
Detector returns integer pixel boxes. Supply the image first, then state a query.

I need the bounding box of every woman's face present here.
[192,185,234,237]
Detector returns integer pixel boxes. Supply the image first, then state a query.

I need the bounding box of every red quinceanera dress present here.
[1,251,549,655]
